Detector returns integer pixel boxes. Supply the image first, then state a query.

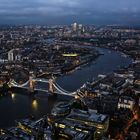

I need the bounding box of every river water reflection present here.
[0,47,132,128]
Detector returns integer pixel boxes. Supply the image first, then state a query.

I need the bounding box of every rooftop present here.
[67,109,108,124]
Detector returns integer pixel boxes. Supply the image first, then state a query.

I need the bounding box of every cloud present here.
[0,0,140,25]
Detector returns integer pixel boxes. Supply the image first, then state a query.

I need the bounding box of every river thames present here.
[0,47,132,128]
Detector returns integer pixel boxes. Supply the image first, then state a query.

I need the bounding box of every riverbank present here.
[0,47,132,128]
[62,53,101,74]
[56,47,132,91]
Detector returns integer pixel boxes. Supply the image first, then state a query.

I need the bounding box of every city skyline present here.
[0,1,140,139]
[0,0,140,25]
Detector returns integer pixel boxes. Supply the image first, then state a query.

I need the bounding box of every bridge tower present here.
[48,78,54,93]
[28,76,34,93]
[28,71,36,93]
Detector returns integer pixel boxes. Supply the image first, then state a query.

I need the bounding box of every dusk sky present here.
[0,0,140,25]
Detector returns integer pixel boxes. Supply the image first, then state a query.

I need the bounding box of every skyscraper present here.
[8,49,14,61]
[72,22,77,31]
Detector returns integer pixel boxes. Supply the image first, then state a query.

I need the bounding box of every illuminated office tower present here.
[72,22,77,31]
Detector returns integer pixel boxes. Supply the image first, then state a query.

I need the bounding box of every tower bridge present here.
[8,76,78,97]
